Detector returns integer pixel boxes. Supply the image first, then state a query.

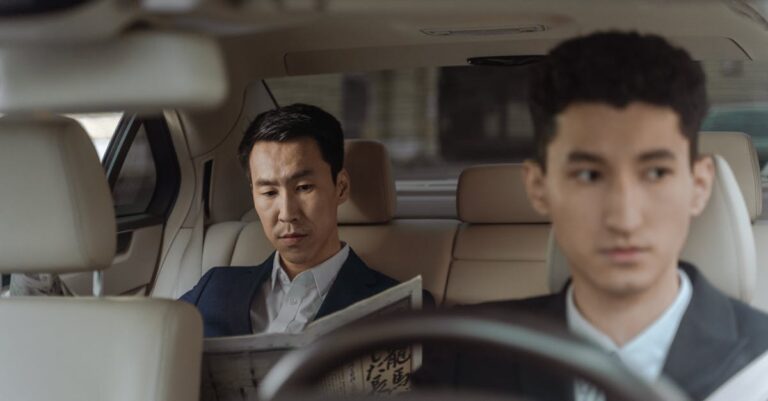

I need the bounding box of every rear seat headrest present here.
[700,131,762,221]
[548,155,756,302]
[457,164,548,224]
[338,139,396,224]
[0,116,116,274]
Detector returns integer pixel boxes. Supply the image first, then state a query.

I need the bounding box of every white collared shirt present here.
[250,244,350,334]
[567,269,693,401]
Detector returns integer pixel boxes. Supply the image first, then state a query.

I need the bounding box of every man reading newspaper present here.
[180,104,412,337]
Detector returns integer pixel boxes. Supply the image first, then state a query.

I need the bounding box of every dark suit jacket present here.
[416,263,768,400]
[180,249,400,337]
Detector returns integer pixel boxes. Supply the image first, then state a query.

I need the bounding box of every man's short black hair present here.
[529,31,708,168]
[238,103,344,183]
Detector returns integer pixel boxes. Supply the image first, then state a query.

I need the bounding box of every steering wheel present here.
[258,311,690,401]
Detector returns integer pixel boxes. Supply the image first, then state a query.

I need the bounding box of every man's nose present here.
[278,192,300,223]
[604,176,643,235]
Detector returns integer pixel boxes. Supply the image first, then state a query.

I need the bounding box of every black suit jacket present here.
[180,249,400,337]
[417,263,768,400]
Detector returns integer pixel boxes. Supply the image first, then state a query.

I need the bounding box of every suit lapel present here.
[662,263,746,400]
[227,253,274,335]
[315,250,379,319]
[516,291,574,401]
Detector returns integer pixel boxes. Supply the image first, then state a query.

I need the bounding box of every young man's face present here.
[524,102,714,298]
[249,137,349,271]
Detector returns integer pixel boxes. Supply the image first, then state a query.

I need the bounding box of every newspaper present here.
[201,276,423,400]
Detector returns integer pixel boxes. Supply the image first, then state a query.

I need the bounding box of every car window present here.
[697,61,768,171]
[269,61,768,181]
[102,117,180,223]
[112,126,157,217]
[66,112,123,160]
[268,65,535,183]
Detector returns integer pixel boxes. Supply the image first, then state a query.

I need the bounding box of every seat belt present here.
[705,348,768,401]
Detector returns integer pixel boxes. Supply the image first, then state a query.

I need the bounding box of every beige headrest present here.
[548,155,756,302]
[337,139,396,224]
[0,116,116,274]
[700,132,762,221]
[457,164,548,224]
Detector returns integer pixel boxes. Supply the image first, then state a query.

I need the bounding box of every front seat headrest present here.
[700,131,762,221]
[0,116,116,273]
[457,164,548,224]
[548,155,756,302]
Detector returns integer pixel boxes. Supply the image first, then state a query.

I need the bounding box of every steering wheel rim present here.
[258,311,690,401]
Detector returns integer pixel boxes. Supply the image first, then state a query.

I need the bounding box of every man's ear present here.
[336,169,351,205]
[522,160,550,216]
[690,155,715,216]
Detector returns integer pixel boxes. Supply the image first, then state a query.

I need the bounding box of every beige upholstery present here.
[457,164,548,224]
[0,298,202,401]
[446,164,551,305]
[338,221,457,302]
[702,132,768,311]
[197,219,458,303]
[548,155,757,302]
[701,131,762,220]
[753,221,768,310]
[339,139,397,224]
[0,116,116,273]
[0,116,204,401]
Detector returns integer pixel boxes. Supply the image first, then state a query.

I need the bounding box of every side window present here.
[66,112,123,160]
[104,116,180,227]
[112,127,157,216]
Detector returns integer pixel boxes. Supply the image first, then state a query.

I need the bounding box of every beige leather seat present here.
[159,139,458,304]
[700,131,768,309]
[700,132,762,221]
[444,164,551,305]
[0,116,203,401]
[548,155,756,302]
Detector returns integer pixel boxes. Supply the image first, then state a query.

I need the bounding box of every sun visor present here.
[0,31,228,113]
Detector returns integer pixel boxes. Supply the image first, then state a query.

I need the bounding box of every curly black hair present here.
[238,103,344,183]
[528,31,708,168]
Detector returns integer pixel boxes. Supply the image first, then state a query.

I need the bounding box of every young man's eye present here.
[645,167,672,181]
[573,169,601,183]
[297,184,314,192]
[261,190,278,197]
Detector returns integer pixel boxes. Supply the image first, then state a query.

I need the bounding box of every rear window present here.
[269,61,768,182]
[268,66,535,182]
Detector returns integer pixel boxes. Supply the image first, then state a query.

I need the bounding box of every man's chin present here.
[277,247,310,264]
[575,263,657,296]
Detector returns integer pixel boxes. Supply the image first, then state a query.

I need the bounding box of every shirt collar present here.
[566,268,693,381]
[271,243,350,296]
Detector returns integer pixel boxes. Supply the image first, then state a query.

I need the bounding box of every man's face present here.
[524,102,714,298]
[249,137,349,271]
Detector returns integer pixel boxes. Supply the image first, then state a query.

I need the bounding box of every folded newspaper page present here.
[202,275,423,400]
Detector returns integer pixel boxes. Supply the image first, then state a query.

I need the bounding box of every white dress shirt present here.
[567,269,693,401]
[250,244,350,334]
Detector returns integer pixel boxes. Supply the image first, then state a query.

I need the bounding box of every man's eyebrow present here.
[289,169,314,181]
[567,151,606,164]
[253,169,314,186]
[254,178,277,187]
[637,149,676,163]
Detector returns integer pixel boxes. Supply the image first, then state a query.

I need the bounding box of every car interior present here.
[5,0,768,400]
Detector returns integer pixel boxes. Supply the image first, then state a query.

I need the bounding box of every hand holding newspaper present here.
[201,275,423,401]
